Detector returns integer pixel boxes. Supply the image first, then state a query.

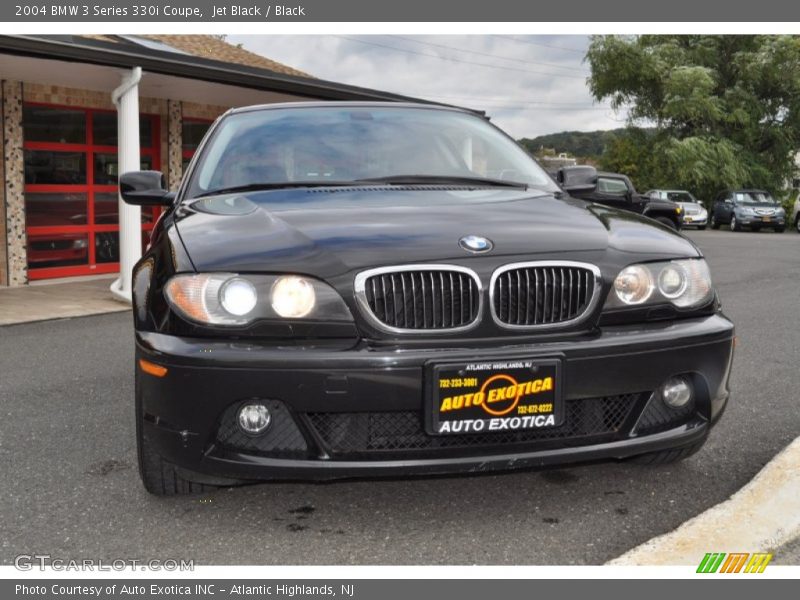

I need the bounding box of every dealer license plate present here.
[427,358,562,435]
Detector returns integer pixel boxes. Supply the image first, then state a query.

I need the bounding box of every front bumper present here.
[136,314,734,481]
[739,215,785,227]
[682,215,707,226]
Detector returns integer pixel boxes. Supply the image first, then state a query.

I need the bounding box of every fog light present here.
[662,377,693,408]
[238,403,271,434]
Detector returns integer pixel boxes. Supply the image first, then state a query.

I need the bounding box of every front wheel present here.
[135,379,242,496]
[654,216,677,230]
[710,214,720,229]
[730,215,742,231]
[795,215,800,233]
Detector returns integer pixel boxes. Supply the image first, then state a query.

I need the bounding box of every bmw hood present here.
[174,187,700,276]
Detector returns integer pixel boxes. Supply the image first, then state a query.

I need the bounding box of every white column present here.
[109,67,142,303]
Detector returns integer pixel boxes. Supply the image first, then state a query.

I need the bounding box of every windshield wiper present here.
[195,175,531,198]
[195,181,363,198]
[353,175,530,189]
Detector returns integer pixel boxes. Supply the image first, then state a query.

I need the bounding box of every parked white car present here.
[647,190,708,229]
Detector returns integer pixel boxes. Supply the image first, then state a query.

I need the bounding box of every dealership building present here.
[0,34,430,295]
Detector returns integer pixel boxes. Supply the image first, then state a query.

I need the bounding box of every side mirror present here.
[557,165,598,193]
[120,171,175,206]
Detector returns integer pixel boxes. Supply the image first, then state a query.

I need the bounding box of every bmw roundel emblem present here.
[459,235,494,253]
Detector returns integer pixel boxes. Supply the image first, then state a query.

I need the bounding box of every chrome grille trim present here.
[489,261,602,330]
[354,265,483,334]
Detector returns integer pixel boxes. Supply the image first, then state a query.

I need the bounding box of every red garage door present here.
[22,103,160,280]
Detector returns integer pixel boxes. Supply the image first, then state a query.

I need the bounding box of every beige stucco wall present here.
[3,80,25,286]
[0,81,6,286]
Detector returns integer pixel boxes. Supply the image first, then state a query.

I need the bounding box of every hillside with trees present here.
[518,129,625,159]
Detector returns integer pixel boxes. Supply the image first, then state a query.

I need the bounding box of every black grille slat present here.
[493,264,596,327]
[364,268,479,331]
[307,394,644,459]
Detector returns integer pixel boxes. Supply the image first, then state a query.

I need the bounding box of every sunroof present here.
[117,35,190,55]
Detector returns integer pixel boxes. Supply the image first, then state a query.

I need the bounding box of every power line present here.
[332,36,588,80]
[489,35,589,54]
[385,35,589,73]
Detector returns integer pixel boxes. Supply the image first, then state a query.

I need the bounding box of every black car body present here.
[556,168,684,230]
[710,189,786,232]
[122,102,734,495]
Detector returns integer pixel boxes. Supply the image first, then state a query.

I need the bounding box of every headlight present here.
[605,259,713,310]
[165,273,352,326]
[613,265,654,305]
[271,276,316,318]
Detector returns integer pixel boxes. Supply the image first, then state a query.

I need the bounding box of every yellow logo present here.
[439,375,554,417]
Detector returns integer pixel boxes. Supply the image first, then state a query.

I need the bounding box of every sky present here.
[228,35,629,139]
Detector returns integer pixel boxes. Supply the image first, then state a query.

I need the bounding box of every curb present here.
[609,437,800,565]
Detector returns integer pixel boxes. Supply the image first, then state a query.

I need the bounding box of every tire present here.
[710,214,720,229]
[654,216,677,230]
[697,225,707,231]
[730,215,742,231]
[630,439,706,465]
[795,215,800,233]
[135,377,241,496]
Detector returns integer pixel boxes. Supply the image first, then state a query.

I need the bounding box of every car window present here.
[187,106,559,198]
[596,177,628,196]
[667,192,693,202]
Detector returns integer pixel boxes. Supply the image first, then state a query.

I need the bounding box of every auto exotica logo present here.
[439,374,555,417]
[696,552,773,573]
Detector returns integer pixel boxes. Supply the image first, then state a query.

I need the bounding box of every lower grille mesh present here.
[634,392,696,435]
[307,394,644,458]
[216,400,308,457]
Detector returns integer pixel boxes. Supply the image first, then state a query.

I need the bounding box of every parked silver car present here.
[647,190,707,229]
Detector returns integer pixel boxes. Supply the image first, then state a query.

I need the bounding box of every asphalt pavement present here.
[1,229,799,565]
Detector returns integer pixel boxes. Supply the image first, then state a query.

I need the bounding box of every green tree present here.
[586,35,800,203]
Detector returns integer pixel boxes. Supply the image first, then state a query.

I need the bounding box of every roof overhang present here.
[0,35,478,112]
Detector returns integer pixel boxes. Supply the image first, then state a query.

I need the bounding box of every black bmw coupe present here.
[121,102,734,495]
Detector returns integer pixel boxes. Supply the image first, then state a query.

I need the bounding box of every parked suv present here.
[647,190,707,230]
[710,189,786,232]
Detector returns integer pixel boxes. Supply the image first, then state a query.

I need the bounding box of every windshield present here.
[666,192,694,203]
[734,191,776,204]
[186,106,559,198]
